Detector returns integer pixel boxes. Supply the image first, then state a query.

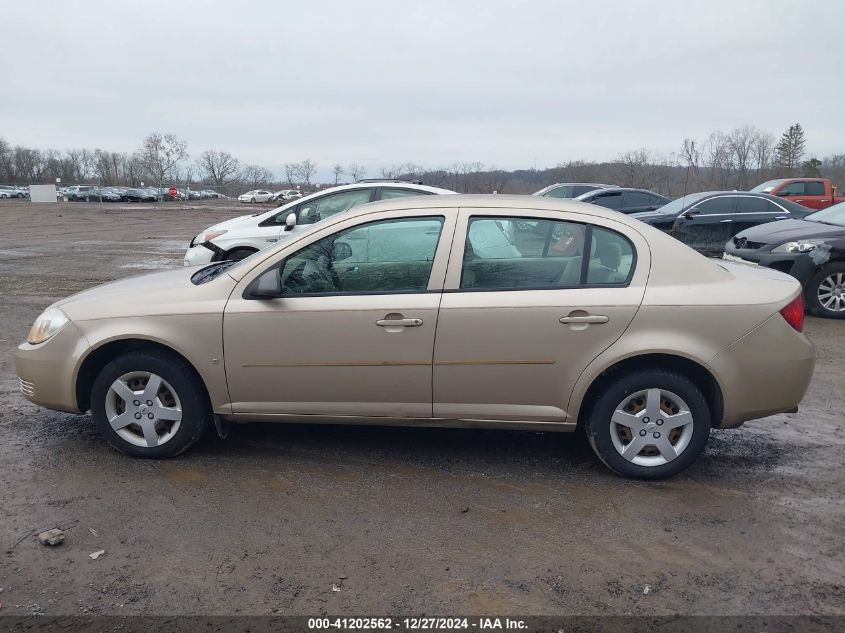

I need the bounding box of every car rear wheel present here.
[91,350,210,458]
[807,263,845,319]
[585,369,711,479]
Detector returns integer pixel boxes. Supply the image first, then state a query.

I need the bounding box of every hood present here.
[203,214,254,232]
[630,211,674,223]
[735,218,845,244]
[54,266,236,322]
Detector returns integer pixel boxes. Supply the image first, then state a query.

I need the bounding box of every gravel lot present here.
[0,200,843,616]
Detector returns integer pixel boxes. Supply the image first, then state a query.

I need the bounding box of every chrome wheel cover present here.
[818,272,845,313]
[105,371,182,448]
[610,388,694,467]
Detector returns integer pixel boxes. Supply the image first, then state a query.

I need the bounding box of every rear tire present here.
[806,262,845,319]
[91,350,210,458]
[585,369,711,479]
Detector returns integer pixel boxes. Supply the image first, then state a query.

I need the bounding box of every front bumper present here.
[723,245,817,287]
[15,322,90,413]
[183,242,219,267]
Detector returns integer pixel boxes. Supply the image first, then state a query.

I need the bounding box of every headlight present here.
[771,241,821,253]
[27,307,69,344]
[195,229,228,244]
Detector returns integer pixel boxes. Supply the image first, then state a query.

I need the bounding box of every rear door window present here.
[805,181,826,196]
[690,197,736,214]
[735,196,771,214]
[590,192,622,210]
[378,188,433,200]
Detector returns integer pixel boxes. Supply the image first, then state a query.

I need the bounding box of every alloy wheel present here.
[609,388,695,466]
[104,371,183,447]
[817,272,845,313]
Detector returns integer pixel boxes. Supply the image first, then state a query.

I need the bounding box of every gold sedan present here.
[16,195,815,478]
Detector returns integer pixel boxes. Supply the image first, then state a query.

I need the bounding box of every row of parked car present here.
[0,185,29,198]
[184,178,845,319]
[62,185,226,202]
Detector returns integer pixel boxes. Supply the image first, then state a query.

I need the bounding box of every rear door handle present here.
[774,216,787,220]
[559,315,609,324]
[376,318,423,327]
[719,219,733,223]
[795,199,805,203]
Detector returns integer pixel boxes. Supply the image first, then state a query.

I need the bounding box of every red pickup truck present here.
[751,178,845,210]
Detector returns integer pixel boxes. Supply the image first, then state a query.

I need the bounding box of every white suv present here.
[184,182,455,266]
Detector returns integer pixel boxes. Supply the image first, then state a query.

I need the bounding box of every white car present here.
[271,189,303,202]
[185,182,455,266]
[238,190,274,203]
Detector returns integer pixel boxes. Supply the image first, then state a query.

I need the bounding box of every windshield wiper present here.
[191,261,235,285]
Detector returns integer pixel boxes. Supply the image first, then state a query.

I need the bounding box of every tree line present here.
[1,123,842,197]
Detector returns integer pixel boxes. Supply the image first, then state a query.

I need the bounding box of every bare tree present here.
[332,163,345,185]
[138,133,188,191]
[752,131,775,182]
[283,163,298,187]
[614,149,656,189]
[241,164,274,189]
[727,126,757,189]
[703,131,734,190]
[294,159,317,186]
[347,163,366,182]
[198,150,241,188]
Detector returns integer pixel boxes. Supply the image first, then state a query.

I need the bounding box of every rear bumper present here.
[708,313,815,428]
[723,245,817,287]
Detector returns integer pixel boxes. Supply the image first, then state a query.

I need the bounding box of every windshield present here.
[652,192,709,215]
[750,179,784,193]
[806,202,845,227]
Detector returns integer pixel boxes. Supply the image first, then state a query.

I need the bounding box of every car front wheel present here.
[807,263,845,319]
[91,350,210,458]
[585,369,711,479]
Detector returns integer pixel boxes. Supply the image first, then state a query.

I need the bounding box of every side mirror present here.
[246,269,282,299]
[332,241,353,261]
[283,212,297,231]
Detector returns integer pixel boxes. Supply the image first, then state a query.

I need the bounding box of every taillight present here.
[779,294,805,332]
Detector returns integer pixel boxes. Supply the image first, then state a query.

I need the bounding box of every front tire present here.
[807,263,845,319]
[250,197,256,203]
[91,350,210,458]
[224,248,258,261]
[585,369,711,479]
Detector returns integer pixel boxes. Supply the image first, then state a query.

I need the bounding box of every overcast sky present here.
[2,0,843,179]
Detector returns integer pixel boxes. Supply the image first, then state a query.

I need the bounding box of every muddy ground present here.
[0,200,843,616]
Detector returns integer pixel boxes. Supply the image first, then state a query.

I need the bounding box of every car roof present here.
[330,193,637,222]
[533,182,615,195]
[578,187,664,196]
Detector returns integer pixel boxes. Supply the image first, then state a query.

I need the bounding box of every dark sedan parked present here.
[574,187,671,215]
[631,191,812,256]
[724,202,845,318]
[124,188,157,202]
[83,187,121,202]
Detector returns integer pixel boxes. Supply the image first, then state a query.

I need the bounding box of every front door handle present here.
[559,315,609,324]
[719,219,733,223]
[774,216,787,220]
[376,317,423,327]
